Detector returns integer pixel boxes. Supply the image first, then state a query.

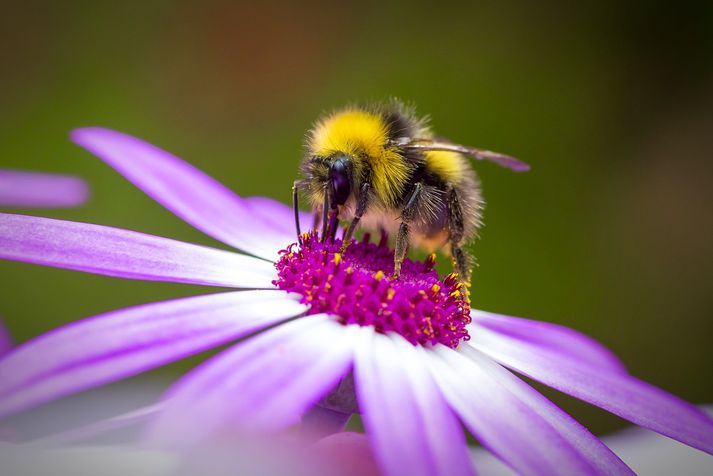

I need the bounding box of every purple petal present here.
[0,169,89,208]
[0,290,306,418]
[469,328,713,455]
[147,315,355,449]
[428,345,633,476]
[244,196,313,239]
[354,331,475,476]
[0,213,276,288]
[0,321,11,357]
[71,127,297,261]
[470,310,626,373]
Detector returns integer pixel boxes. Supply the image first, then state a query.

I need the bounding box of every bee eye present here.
[329,156,352,205]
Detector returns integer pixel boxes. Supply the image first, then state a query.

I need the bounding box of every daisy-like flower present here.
[0,169,89,208]
[0,128,711,475]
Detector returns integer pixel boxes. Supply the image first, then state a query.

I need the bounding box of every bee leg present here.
[340,183,371,253]
[292,181,302,244]
[451,247,473,281]
[392,183,423,279]
[320,194,330,242]
[392,223,410,279]
[447,187,473,284]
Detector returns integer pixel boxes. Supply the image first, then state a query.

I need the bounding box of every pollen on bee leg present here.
[338,239,352,254]
[273,232,471,348]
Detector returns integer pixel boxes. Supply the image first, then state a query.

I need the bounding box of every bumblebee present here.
[294,100,528,282]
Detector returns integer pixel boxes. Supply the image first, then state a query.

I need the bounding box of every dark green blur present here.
[0,1,711,435]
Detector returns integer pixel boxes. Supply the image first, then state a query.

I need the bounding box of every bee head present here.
[298,151,359,212]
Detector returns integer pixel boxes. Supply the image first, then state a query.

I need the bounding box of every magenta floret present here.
[273,232,471,348]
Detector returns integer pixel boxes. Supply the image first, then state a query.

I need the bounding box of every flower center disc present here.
[273,232,471,348]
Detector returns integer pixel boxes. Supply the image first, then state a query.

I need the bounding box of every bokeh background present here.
[1,0,711,437]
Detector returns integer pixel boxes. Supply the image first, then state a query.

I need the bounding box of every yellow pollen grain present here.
[423,317,434,336]
[333,253,342,265]
[386,288,395,300]
[430,284,441,293]
[374,270,385,281]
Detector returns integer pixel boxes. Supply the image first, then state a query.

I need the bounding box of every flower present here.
[0,127,711,476]
[0,169,89,208]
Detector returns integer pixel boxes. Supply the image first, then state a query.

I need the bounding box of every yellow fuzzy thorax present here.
[309,108,413,206]
[311,109,387,159]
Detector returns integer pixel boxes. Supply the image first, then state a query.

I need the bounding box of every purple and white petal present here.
[469,327,713,455]
[0,169,89,208]
[147,315,355,449]
[0,213,276,288]
[71,128,296,261]
[0,290,305,419]
[470,310,626,373]
[354,330,475,476]
[428,345,633,476]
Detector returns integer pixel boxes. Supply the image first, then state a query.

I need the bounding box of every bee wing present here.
[396,138,530,172]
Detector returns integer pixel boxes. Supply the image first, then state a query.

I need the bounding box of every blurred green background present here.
[1,0,711,436]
